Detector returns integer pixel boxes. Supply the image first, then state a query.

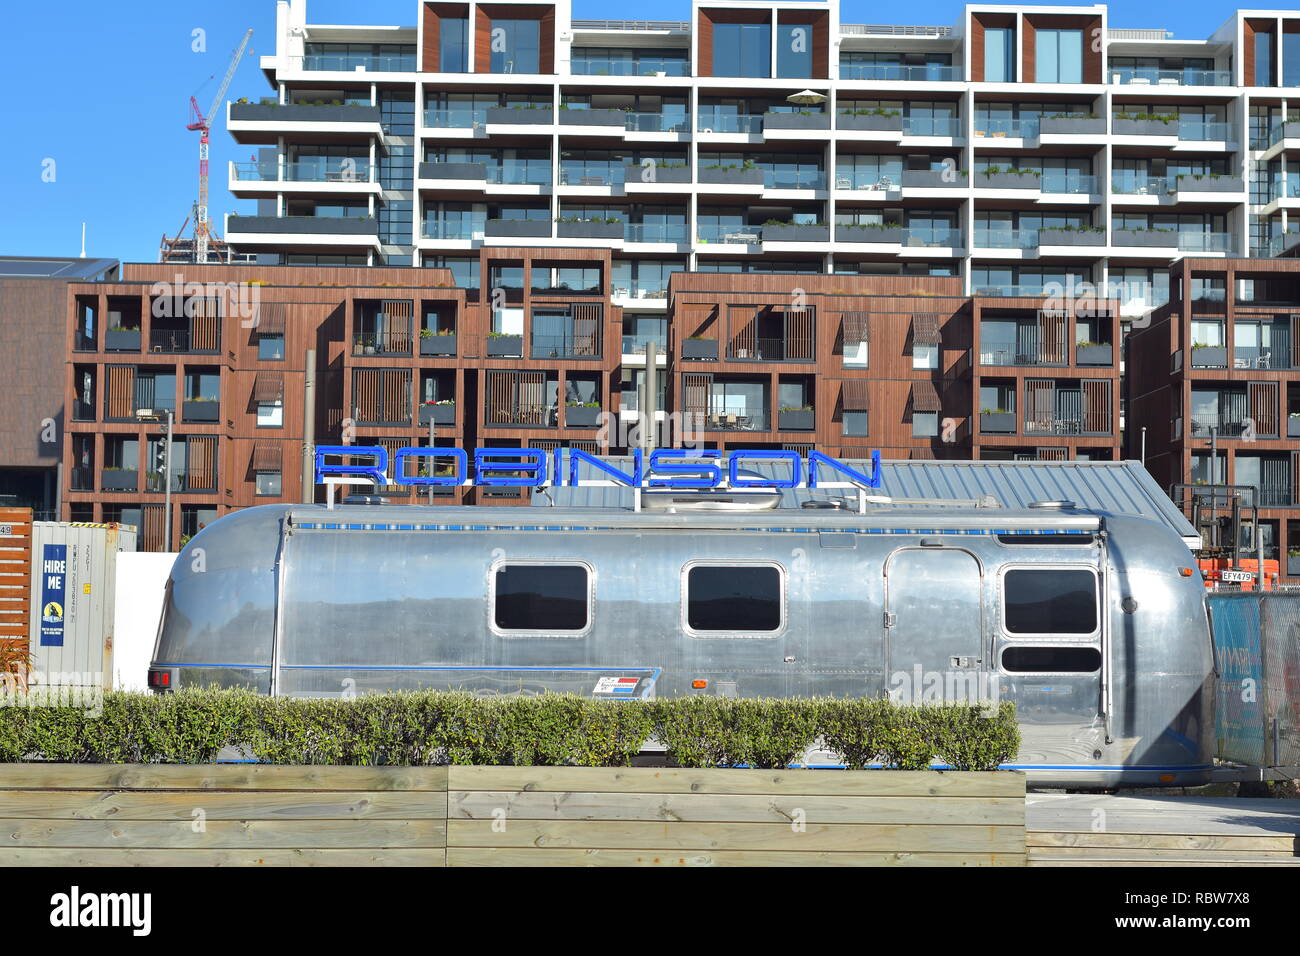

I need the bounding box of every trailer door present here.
[883,548,985,701]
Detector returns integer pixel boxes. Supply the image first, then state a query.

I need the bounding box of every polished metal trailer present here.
[151,502,1214,788]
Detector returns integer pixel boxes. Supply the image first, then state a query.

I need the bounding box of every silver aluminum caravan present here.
[150,501,1214,789]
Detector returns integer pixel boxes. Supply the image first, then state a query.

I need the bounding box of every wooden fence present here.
[0,764,1025,867]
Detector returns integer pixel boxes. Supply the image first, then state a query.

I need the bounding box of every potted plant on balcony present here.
[1075,341,1113,365]
[556,216,624,240]
[419,399,456,425]
[977,165,1041,190]
[1191,341,1227,367]
[105,322,141,351]
[420,327,456,356]
[565,401,602,427]
[183,395,220,422]
[682,336,717,360]
[486,330,523,357]
[777,405,814,430]
[1038,225,1106,247]
[836,106,902,132]
[980,408,1016,433]
[1288,547,1300,577]
[101,466,138,491]
[762,220,829,242]
[1112,111,1179,137]
[1288,412,1300,438]
[835,221,904,243]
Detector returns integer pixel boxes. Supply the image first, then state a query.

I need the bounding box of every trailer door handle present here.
[883,611,896,628]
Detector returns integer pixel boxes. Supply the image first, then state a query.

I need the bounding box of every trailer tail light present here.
[1179,568,1193,577]
[691,679,708,689]
[147,668,173,691]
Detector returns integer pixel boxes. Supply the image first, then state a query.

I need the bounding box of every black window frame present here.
[682,561,785,637]
[490,560,593,636]
[1000,566,1099,637]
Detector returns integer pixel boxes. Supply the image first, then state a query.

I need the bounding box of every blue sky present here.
[0,0,1237,262]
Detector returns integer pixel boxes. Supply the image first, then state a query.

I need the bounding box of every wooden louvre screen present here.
[841,380,870,411]
[570,440,599,454]
[910,380,941,412]
[681,373,712,419]
[911,313,941,345]
[486,371,546,426]
[252,441,283,473]
[1036,310,1068,365]
[841,312,870,343]
[1081,379,1112,434]
[0,508,32,645]
[1291,315,1300,370]
[380,300,414,353]
[728,305,757,358]
[190,297,221,352]
[255,302,287,336]
[784,307,815,360]
[105,366,137,419]
[1248,381,1279,437]
[1292,451,1300,507]
[1037,447,1068,462]
[185,436,219,492]
[570,303,603,357]
[142,505,167,553]
[253,372,284,404]
[910,448,936,460]
[678,303,717,340]
[1025,379,1055,433]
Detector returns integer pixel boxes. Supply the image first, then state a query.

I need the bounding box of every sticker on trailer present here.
[593,676,640,695]
[39,544,67,647]
[1219,570,1254,583]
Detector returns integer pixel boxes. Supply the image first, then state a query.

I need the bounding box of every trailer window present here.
[686,565,782,633]
[1001,646,1101,672]
[494,564,589,632]
[1003,569,1097,634]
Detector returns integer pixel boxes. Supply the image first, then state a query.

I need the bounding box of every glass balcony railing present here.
[1040,173,1097,195]
[902,116,961,137]
[422,221,481,240]
[1273,180,1300,200]
[485,165,552,185]
[974,117,1039,139]
[1269,121,1300,147]
[704,407,769,431]
[697,115,763,134]
[297,53,414,72]
[624,223,689,243]
[840,63,958,82]
[1177,232,1233,253]
[621,332,669,353]
[571,59,690,76]
[697,224,760,243]
[1108,67,1233,87]
[1111,175,1168,195]
[625,112,691,133]
[424,107,488,128]
[232,161,373,182]
[762,169,825,189]
[904,226,961,247]
[559,165,622,186]
[834,170,903,190]
[1178,121,1232,142]
[974,228,1039,249]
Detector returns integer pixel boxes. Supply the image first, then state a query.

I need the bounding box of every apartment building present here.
[225,0,1300,328]
[1128,256,1300,578]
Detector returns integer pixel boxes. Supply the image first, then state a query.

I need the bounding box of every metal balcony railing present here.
[726,337,814,362]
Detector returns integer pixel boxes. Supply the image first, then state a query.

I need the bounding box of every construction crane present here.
[174,29,253,264]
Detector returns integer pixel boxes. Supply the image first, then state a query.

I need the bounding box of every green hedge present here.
[0,690,1019,770]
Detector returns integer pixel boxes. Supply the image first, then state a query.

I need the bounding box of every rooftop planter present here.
[1039,115,1105,135]
[698,165,764,186]
[778,408,814,430]
[1112,116,1178,137]
[682,338,717,360]
[1075,343,1113,366]
[485,106,553,126]
[901,169,967,188]
[229,103,381,124]
[976,169,1040,190]
[1038,228,1107,247]
[980,411,1015,434]
[1190,345,1227,367]
[836,224,904,244]
[763,111,830,130]
[1173,174,1244,193]
[836,111,903,132]
[183,399,220,423]
[564,404,602,428]
[1112,228,1177,248]
[104,328,140,351]
[420,331,456,356]
[556,220,624,240]
[486,333,523,357]
[419,402,455,426]
[101,469,138,492]
[227,215,377,235]
[762,223,829,242]
[418,162,487,181]
[485,219,551,238]
[557,108,625,127]
[622,164,691,185]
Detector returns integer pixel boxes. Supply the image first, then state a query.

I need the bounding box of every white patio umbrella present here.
[786,90,828,105]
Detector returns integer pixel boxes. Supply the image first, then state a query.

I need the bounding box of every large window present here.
[984,27,1014,82]
[1002,646,1101,672]
[1036,29,1082,83]
[1003,569,1097,634]
[440,16,469,72]
[1286,32,1300,87]
[493,563,590,632]
[776,23,812,78]
[1256,30,1274,86]
[685,564,782,633]
[713,22,771,78]
[490,19,541,74]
